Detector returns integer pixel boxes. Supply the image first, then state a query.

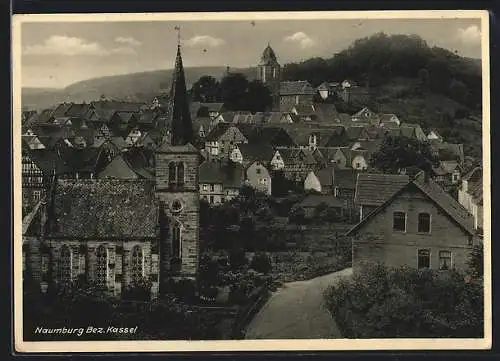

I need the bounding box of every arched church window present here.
[172,225,182,259]
[131,245,143,284]
[168,162,176,185]
[58,245,72,284]
[95,246,107,288]
[176,162,184,185]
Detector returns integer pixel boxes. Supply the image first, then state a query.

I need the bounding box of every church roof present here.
[47,179,158,238]
[168,43,194,146]
[260,43,279,65]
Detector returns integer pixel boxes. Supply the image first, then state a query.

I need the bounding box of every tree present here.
[190,75,220,102]
[250,252,272,274]
[246,80,272,112]
[467,243,483,278]
[370,135,438,174]
[289,204,306,224]
[449,79,469,104]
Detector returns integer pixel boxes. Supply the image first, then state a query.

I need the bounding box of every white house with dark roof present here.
[458,167,483,232]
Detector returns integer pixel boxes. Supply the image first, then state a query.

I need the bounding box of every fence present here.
[231,284,271,339]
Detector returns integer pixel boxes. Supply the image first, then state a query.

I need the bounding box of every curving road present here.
[244,268,353,339]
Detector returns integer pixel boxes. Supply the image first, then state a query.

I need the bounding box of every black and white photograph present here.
[13,10,491,352]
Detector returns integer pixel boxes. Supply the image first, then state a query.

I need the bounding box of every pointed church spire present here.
[167,26,193,146]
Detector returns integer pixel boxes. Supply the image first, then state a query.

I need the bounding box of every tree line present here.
[281,33,481,110]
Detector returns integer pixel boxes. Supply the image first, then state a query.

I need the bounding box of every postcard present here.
[12,10,491,352]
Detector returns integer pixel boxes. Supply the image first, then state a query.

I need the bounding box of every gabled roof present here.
[91,100,143,113]
[52,103,74,118]
[293,104,316,117]
[315,167,334,187]
[233,111,254,124]
[199,160,244,188]
[314,103,338,123]
[237,143,275,163]
[354,173,410,206]
[97,154,139,180]
[280,81,315,96]
[204,122,233,142]
[431,143,464,163]
[47,179,158,238]
[333,168,358,189]
[432,160,460,176]
[276,147,317,166]
[347,177,475,236]
[345,125,365,141]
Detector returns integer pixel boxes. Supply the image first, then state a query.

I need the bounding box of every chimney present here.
[226,66,230,76]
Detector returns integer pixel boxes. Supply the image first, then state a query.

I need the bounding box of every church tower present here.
[257,43,281,111]
[155,28,200,293]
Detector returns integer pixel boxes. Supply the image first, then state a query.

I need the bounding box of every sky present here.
[18,16,483,88]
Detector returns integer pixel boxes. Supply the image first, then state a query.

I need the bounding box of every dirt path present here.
[244,268,352,339]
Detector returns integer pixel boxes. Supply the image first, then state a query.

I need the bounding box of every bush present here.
[250,252,272,274]
[324,263,484,338]
[229,247,248,270]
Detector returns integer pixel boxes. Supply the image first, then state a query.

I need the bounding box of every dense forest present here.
[281,33,482,111]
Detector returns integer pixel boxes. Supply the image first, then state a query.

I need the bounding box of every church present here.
[22,38,200,299]
[256,43,315,112]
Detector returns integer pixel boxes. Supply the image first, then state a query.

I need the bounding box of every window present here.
[58,245,72,284]
[221,197,226,203]
[131,246,143,283]
[209,195,214,204]
[171,199,183,213]
[95,246,107,288]
[202,184,208,191]
[256,168,261,174]
[168,162,176,185]
[172,225,182,259]
[393,212,406,232]
[168,162,185,187]
[418,213,431,233]
[418,249,431,269]
[210,184,215,192]
[439,251,452,270]
[33,190,41,202]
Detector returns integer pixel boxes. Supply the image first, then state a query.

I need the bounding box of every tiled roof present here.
[463,166,482,183]
[91,100,143,112]
[52,103,73,118]
[233,111,254,124]
[379,113,399,123]
[277,147,317,166]
[354,173,410,206]
[334,168,358,189]
[348,177,474,236]
[204,122,233,141]
[37,109,56,123]
[199,160,244,188]
[413,178,474,234]
[293,104,316,116]
[432,160,460,176]
[59,147,105,174]
[316,167,334,187]
[238,143,275,163]
[314,103,338,123]
[280,81,315,96]
[138,110,158,125]
[345,126,365,140]
[431,143,464,163]
[48,179,158,238]
[97,155,139,179]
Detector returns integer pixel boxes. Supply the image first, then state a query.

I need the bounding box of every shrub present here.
[250,252,272,274]
[229,247,248,270]
[324,263,484,338]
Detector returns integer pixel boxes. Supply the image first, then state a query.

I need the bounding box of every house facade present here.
[348,176,476,273]
[458,167,483,232]
[245,161,272,195]
[279,81,315,112]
